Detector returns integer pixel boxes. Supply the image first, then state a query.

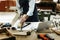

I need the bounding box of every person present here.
[16,0,39,23]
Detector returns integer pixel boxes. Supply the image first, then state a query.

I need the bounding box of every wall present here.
[0,0,16,12]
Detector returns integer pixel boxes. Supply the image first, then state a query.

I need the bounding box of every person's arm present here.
[27,0,35,16]
[20,0,35,23]
[16,0,23,14]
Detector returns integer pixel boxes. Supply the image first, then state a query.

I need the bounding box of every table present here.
[0,12,19,25]
[37,33,60,40]
[9,22,60,40]
[8,30,38,40]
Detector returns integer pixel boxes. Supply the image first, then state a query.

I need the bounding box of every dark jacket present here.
[19,0,39,22]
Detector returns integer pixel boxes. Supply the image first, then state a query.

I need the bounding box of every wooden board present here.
[0,28,15,40]
[0,12,19,25]
[8,30,38,40]
[51,28,60,35]
[8,30,31,36]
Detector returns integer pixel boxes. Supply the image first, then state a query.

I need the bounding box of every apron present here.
[19,0,39,22]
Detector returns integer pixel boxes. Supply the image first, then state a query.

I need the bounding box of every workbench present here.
[8,30,38,40]
[0,12,59,40]
[9,22,60,40]
[8,29,60,40]
[36,26,60,40]
[8,22,40,40]
[0,12,19,25]
[37,33,60,40]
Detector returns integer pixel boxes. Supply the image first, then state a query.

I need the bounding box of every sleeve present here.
[16,0,23,14]
[27,0,35,16]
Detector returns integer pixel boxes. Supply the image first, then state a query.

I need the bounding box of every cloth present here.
[16,0,39,22]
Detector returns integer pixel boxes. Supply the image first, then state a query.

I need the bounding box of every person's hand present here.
[20,14,29,23]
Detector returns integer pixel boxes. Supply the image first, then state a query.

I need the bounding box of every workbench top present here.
[0,12,19,25]
[8,30,38,40]
[37,33,60,40]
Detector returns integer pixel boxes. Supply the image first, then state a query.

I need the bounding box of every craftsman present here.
[16,0,39,23]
